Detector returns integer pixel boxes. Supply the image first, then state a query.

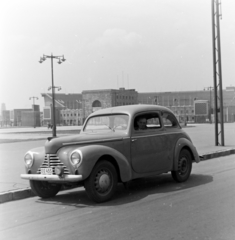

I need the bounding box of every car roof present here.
[89,104,173,117]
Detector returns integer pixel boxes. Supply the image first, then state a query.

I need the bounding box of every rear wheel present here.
[84,160,118,203]
[171,149,192,183]
[30,180,61,198]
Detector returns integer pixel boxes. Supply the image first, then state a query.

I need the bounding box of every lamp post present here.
[29,96,38,128]
[39,54,65,137]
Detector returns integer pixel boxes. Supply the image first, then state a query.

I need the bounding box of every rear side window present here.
[162,112,179,128]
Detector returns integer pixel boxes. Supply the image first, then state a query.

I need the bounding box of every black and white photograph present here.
[0,0,235,239]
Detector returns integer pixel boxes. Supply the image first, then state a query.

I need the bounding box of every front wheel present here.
[84,160,118,203]
[171,149,192,183]
[30,180,61,198]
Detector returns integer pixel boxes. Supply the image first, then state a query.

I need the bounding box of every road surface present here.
[1,155,235,240]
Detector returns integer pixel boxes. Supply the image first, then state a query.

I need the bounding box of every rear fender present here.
[173,138,200,171]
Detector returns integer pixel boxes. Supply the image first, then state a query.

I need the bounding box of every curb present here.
[201,148,235,160]
[0,188,35,204]
[1,148,235,204]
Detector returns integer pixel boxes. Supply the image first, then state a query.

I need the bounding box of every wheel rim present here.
[95,169,112,194]
[178,157,188,175]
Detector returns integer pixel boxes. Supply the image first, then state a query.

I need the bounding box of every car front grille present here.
[37,154,70,175]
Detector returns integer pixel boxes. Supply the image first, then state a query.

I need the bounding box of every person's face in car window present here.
[137,118,147,130]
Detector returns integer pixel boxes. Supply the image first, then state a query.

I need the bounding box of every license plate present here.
[41,168,53,175]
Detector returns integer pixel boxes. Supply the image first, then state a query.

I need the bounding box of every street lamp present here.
[29,96,38,128]
[39,54,66,137]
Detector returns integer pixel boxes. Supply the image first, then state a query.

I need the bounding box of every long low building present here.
[41,86,235,126]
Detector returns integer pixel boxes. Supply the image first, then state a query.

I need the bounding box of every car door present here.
[131,111,171,173]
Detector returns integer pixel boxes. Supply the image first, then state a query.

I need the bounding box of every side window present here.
[134,113,161,131]
[147,116,161,128]
[162,112,179,128]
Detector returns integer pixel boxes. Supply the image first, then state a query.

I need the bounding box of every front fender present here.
[24,147,45,174]
[173,138,200,171]
[58,145,132,182]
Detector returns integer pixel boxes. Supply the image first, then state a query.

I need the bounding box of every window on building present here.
[92,100,101,107]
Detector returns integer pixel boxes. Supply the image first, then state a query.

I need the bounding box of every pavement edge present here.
[1,148,235,204]
[0,188,35,204]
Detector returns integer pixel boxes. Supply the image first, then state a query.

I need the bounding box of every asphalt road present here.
[1,155,235,240]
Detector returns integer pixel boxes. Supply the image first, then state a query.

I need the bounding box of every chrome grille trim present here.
[37,154,70,174]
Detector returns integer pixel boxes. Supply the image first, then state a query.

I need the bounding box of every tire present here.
[84,160,118,203]
[171,149,192,183]
[30,180,61,198]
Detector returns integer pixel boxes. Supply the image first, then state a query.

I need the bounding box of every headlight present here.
[24,152,34,168]
[70,150,82,167]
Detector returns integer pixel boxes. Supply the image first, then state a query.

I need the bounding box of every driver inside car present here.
[136,117,147,130]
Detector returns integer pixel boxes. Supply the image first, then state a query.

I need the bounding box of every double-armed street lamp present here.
[29,96,38,128]
[39,54,66,137]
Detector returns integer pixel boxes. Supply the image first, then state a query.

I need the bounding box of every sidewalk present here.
[0,123,234,203]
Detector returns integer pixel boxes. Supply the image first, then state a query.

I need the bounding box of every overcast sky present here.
[1,0,235,110]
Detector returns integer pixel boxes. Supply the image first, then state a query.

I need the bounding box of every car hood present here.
[45,131,127,154]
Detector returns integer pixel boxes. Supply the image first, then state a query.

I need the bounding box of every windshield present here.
[84,114,129,132]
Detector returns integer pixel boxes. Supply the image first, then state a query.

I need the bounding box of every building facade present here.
[82,88,138,119]
[41,93,82,126]
[138,87,235,123]
[60,109,82,126]
[40,86,235,125]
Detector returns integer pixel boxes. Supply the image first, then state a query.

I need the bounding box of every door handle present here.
[131,138,137,142]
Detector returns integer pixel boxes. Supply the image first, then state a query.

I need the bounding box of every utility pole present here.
[211,0,224,146]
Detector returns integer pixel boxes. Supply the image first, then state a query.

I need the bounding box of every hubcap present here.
[95,170,112,194]
[179,157,188,175]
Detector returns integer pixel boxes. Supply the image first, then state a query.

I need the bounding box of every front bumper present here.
[21,174,83,182]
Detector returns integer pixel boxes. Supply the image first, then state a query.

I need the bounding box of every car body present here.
[21,104,200,202]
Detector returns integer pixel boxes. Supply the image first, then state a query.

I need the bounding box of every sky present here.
[0,0,235,110]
